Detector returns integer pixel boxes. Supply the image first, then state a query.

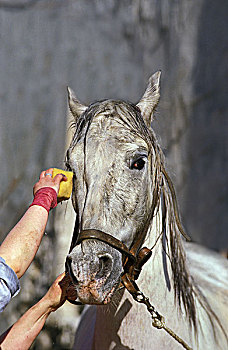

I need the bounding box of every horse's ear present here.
[67,87,87,120]
[136,71,161,126]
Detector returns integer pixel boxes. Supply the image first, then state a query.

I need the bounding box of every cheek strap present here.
[29,187,57,213]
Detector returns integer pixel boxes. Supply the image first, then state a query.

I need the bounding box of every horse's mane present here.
[153,146,198,329]
[139,122,199,331]
[69,99,223,338]
[144,111,224,339]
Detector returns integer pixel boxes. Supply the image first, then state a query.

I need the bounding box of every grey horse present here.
[65,72,228,350]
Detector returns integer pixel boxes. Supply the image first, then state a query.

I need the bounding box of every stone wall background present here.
[0,1,227,348]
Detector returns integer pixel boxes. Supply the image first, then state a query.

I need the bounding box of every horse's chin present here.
[77,282,118,305]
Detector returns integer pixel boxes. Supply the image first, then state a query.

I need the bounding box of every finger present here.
[57,272,66,280]
[60,174,68,182]
[53,173,67,185]
[58,273,70,296]
[45,168,54,177]
[56,272,66,287]
[40,170,47,179]
[58,273,70,288]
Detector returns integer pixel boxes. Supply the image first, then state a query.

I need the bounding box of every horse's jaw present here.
[66,241,123,305]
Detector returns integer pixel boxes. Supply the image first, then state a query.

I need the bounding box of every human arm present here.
[0,168,66,279]
[0,273,68,350]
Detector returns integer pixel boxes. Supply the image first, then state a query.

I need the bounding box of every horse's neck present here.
[137,205,175,308]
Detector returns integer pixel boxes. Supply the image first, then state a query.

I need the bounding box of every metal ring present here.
[45,173,52,177]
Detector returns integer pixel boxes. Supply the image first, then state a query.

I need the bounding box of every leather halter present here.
[76,229,152,284]
[77,229,136,263]
[67,227,192,350]
[71,229,192,350]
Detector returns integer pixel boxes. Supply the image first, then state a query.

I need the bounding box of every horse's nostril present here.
[96,253,113,280]
[66,256,78,284]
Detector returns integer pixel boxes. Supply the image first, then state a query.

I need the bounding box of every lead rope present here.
[121,270,193,350]
[133,289,193,350]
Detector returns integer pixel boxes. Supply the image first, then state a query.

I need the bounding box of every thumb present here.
[53,173,67,185]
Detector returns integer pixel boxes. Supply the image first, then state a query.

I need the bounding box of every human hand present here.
[43,273,69,312]
[59,272,78,303]
[33,168,67,196]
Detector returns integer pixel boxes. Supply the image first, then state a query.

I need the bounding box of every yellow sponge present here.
[52,168,73,201]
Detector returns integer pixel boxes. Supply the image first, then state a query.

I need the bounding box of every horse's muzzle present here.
[65,229,124,304]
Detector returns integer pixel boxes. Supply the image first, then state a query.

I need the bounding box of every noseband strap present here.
[76,229,152,281]
[77,229,136,263]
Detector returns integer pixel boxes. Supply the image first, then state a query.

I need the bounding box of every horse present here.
[64,72,228,350]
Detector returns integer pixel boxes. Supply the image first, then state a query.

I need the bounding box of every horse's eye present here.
[130,158,145,170]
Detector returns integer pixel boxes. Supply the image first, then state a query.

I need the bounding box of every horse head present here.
[65,72,162,305]
[63,72,228,350]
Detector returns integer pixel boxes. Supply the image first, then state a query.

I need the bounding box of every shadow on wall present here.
[184,0,228,251]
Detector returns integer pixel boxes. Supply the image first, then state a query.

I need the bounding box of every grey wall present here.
[184,1,228,249]
[0,0,227,348]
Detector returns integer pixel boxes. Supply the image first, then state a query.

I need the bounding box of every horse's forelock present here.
[71,99,154,148]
